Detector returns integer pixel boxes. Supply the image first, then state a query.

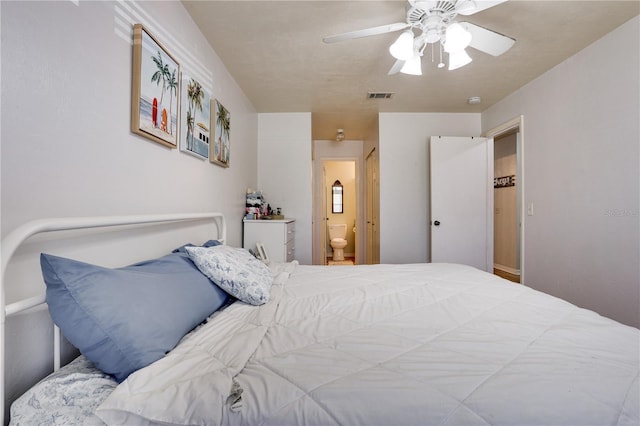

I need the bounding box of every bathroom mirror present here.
[332,180,343,214]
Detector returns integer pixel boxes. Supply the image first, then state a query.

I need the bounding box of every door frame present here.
[312,144,364,265]
[323,159,360,263]
[484,115,525,284]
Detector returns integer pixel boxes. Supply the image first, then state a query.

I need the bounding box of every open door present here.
[365,148,379,264]
[430,136,492,271]
[312,159,328,265]
[321,165,328,264]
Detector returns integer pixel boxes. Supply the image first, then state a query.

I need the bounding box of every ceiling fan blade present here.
[462,22,515,56]
[323,22,410,44]
[388,59,406,75]
[457,0,508,16]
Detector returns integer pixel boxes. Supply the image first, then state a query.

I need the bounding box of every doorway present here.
[485,116,524,284]
[324,161,356,264]
[312,140,365,265]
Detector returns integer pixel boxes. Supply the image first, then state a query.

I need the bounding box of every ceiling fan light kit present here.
[389,30,415,60]
[443,22,472,53]
[448,49,473,70]
[401,54,423,75]
[323,0,515,76]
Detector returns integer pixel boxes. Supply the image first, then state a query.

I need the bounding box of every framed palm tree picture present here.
[179,75,210,159]
[211,99,230,168]
[131,24,180,148]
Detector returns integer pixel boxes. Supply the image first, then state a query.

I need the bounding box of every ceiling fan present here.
[323,0,515,76]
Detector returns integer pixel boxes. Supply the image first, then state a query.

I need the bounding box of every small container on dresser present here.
[243,218,295,263]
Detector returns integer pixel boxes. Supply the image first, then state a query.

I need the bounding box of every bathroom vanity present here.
[243,218,296,263]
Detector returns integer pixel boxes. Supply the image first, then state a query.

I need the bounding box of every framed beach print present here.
[131,24,180,148]
[179,75,211,159]
[210,99,230,167]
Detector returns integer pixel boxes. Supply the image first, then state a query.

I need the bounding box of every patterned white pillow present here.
[185,245,273,305]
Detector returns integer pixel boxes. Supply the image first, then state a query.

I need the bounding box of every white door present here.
[320,165,328,264]
[430,136,492,271]
[366,149,380,264]
[312,160,328,265]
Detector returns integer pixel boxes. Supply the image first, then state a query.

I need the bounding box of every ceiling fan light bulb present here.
[455,0,477,14]
[444,23,472,53]
[448,49,472,70]
[400,54,422,76]
[389,30,415,60]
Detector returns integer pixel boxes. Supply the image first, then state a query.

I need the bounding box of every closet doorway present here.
[486,116,524,284]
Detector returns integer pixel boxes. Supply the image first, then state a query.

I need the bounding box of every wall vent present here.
[367,92,394,99]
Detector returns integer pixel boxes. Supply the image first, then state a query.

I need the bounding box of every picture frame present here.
[256,242,269,264]
[210,99,230,167]
[179,74,211,159]
[131,24,180,148]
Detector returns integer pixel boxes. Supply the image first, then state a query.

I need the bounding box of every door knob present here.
[433,220,441,226]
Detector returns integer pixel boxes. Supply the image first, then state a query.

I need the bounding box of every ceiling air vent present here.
[367,92,394,100]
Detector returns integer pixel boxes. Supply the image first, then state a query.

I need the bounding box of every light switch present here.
[527,203,534,216]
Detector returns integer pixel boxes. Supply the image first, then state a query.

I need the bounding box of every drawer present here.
[285,240,295,262]
[285,221,295,242]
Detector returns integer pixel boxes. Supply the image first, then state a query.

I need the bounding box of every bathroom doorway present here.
[312,139,364,265]
[324,160,356,264]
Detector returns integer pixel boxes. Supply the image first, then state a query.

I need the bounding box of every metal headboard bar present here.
[1,212,226,422]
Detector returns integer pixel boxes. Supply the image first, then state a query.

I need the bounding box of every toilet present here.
[328,224,348,261]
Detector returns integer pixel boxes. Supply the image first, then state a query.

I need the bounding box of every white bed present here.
[3,213,639,425]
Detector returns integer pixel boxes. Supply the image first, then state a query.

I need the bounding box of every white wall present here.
[257,113,312,264]
[378,113,482,263]
[1,0,257,417]
[482,17,639,328]
[1,1,257,242]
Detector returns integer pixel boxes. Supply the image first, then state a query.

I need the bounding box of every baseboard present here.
[494,264,520,276]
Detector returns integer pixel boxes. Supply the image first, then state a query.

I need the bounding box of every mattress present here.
[92,262,640,425]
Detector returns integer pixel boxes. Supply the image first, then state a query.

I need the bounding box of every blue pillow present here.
[41,251,228,382]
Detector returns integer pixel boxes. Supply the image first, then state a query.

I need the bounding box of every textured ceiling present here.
[182,0,639,140]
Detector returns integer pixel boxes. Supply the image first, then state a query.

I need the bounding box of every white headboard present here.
[1,212,226,423]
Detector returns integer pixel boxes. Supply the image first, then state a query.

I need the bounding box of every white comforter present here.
[97,262,640,425]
